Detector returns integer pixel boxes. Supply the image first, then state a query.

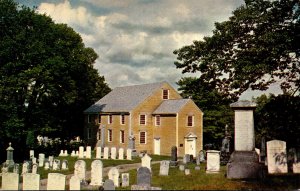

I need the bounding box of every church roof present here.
[153,99,190,114]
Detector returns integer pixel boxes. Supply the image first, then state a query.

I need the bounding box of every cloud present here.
[20,0,246,90]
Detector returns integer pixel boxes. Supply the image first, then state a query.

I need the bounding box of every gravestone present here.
[267,140,288,174]
[13,163,19,174]
[126,149,132,160]
[32,164,38,174]
[104,147,109,159]
[44,161,50,170]
[32,157,37,164]
[61,160,68,170]
[30,150,34,159]
[69,175,81,190]
[179,165,185,171]
[49,156,54,167]
[159,160,170,176]
[141,154,152,171]
[118,148,124,160]
[47,173,66,190]
[63,150,68,156]
[74,160,86,182]
[22,161,30,175]
[79,146,84,158]
[199,150,206,162]
[38,153,45,167]
[260,136,266,162]
[137,167,151,186]
[86,146,92,159]
[108,167,120,187]
[185,169,190,175]
[23,173,40,190]
[170,146,178,167]
[6,143,14,166]
[59,150,64,156]
[90,160,103,186]
[1,172,19,190]
[53,159,60,170]
[71,150,76,157]
[103,179,115,190]
[206,150,220,173]
[121,173,129,187]
[227,100,262,179]
[183,154,190,164]
[293,162,300,173]
[96,147,102,159]
[111,147,117,159]
[195,166,201,170]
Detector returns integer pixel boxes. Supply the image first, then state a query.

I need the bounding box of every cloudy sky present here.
[16,0,281,99]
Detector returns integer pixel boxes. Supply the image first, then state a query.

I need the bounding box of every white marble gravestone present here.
[141,154,152,171]
[63,150,68,156]
[293,163,300,173]
[71,150,76,157]
[48,156,54,167]
[38,153,45,167]
[44,161,50,170]
[32,164,38,174]
[23,173,40,190]
[74,160,86,181]
[22,162,29,175]
[1,172,19,190]
[90,160,103,186]
[52,159,60,170]
[47,173,66,190]
[79,146,84,158]
[59,150,64,156]
[185,169,190,175]
[126,149,132,160]
[159,160,170,176]
[61,160,68,170]
[96,147,102,159]
[111,147,117,159]
[230,101,256,151]
[267,140,288,174]
[206,150,220,173]
[108,167,120,187]
[104,147,109,159]
[118,148,124,160]
[69,175,81,190]
[86,146,92,159]
[121,173,130,187]
[30,150,34,159]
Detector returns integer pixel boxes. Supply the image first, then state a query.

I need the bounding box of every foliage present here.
[174,0,300,100]
[0,0,111,161]
[254,94,300,147]
[177,77,235,148]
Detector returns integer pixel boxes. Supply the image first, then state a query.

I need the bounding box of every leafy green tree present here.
[254,94,300,148]
[0,0,110,160]
[174,0,300,99]
[177,77,235,149]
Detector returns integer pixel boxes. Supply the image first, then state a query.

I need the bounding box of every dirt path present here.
[39,161,161,190]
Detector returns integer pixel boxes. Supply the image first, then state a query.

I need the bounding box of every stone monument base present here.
[227,151,263,179]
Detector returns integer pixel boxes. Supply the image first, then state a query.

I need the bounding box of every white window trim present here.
[139,114,147,125]
[108,129,112,142]
[139,131,147,144]
[155,115,161,126]
[187,115,195,127]
[120,130,125,144]
[120,115,125,125]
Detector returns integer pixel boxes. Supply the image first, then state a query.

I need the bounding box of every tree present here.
[177,77,234,149]
[0,0,110,160]
[174,0,300,99]
[254,94,300,148]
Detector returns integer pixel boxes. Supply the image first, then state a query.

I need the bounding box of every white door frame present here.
[184,133,197,157]
[154,138,161,155]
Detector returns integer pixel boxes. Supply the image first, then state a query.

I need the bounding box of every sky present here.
[16,0,282,100]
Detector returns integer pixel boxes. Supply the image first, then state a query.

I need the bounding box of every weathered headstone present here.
[29,150,34,159]
[48,156,54,167]
[179,165,185,171]
[111,147,117,159]
[206,150,220,173]
[108,167,120,187]
[79,146,84,158]
[61,160,68,170]
[121,173,129,187]
[69,175,81,190]
[32,157,37,164]
[86,146,92,159]
[96,147,102,159]
[195,166,201,170]
[52,159,60,170]
[199,150,205,162]
[118,148,124,160]
[137,167,151,186]
[183,154,190,164]
[44,161,50,170]
[22,161,30,175]
[2,172,19,190]
[47,173,66,190]
[170,146,178,167]
[185,169,190,175]
[267,140,288,174]
[103,179,115,190]
[104,147,109,159]
[90,160,103,186]
[126,149,132,160]
[141,154,152,171]
[293,162,300,173]
[74,160,86,182]
[32,164,38,174]
[260,136,266,162]
[6,143,14,166]
[23,173,40,190]
[13,163,19,174]
[59,150,64,156]
[38,153,45,167]
[63,150,68,156]
[159,160,169,176]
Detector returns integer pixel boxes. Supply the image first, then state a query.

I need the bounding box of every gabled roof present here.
[153,99,190,114]
[84,81,166,113]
